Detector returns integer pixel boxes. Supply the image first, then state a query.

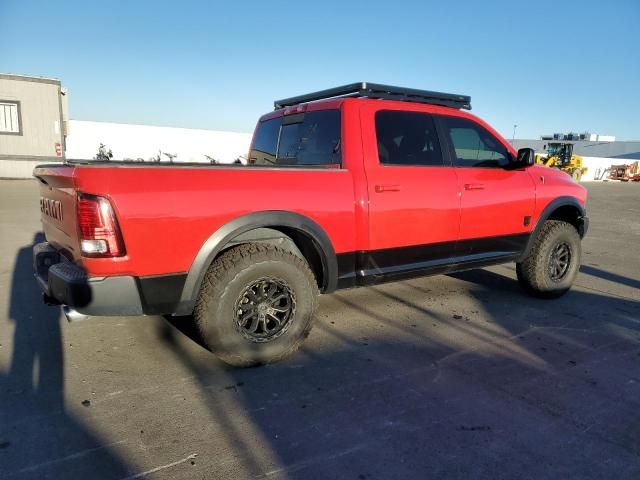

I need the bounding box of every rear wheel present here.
[194,243,319,367]
[516,220,581,298]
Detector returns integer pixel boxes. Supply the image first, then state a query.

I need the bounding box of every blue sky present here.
[1,0,638,139]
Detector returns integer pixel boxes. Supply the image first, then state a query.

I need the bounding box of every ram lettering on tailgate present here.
[40,197,63,222]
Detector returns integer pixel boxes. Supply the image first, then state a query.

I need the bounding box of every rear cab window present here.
[249,110,341,167]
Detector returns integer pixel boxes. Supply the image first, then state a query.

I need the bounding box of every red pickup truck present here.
[34,83,588,366]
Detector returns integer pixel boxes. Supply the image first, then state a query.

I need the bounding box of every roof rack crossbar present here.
[274,82,471,110]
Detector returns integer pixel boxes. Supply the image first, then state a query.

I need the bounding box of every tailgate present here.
[33,164,82,262]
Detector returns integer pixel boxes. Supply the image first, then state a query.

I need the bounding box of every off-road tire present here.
[516,220,581,298]
[194,243,319,367]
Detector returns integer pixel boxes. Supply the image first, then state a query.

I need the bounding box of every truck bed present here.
[33,163,357,278]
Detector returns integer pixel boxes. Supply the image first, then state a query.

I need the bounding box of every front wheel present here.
[516,220,581,298]
[194,243,319,367]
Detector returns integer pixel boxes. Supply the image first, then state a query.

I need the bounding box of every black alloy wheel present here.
[234,277,296,342]
[548,242,571,282]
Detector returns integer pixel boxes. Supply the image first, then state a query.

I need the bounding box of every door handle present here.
[464,183,485,191]
[374,184,401,193]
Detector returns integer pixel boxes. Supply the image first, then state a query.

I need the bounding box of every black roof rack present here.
[274,82,471,110]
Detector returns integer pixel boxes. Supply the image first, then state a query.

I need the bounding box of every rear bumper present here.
[33,242,186,316]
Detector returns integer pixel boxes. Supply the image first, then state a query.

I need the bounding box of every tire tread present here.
[194,243,318,366]
[517,220,580,298]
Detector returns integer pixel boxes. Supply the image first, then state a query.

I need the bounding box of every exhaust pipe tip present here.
[62,306,91,322]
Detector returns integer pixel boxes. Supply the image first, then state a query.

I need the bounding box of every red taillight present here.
[77,194,125,257]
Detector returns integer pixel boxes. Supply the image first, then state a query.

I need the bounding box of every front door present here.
[437,114,535,258]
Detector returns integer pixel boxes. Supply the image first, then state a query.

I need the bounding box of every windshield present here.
[547,144,562,156]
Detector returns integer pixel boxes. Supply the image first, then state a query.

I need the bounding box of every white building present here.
[0,72,254,177]
[0,74,70,177]
[65,120,252,164]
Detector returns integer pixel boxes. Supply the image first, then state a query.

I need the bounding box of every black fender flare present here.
[175,211,338,315]
[518,196,587,261]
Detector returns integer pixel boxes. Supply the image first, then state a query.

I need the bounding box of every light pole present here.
[512,124,518,143]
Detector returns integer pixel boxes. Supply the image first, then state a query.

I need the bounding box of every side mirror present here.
[513,147,535,168]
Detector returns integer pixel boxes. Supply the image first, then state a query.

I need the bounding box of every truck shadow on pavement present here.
[0,233,131,479]
[579,264,640,290]
[158,266,640,479]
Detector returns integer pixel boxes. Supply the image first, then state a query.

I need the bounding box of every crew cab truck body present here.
[34,83,588,366]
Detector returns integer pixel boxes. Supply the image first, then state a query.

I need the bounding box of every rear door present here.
[436,114,535,257]
[362,107,461,276]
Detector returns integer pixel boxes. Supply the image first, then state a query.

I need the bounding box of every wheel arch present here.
[175,211,338,315]
[518,196,587,262]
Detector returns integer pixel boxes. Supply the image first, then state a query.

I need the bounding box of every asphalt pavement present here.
[0,179,639,479]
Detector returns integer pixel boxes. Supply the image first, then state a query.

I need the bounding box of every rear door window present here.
[249,110,341,167]
[375,111,444,166]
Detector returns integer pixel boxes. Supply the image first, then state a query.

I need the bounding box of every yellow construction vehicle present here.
[535,142,588,181]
